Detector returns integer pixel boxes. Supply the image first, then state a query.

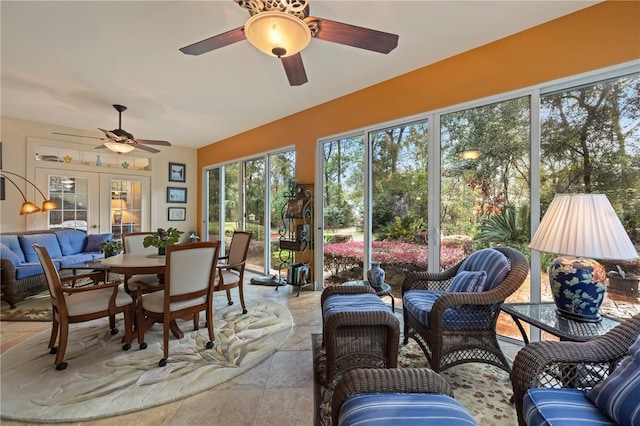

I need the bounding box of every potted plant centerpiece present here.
[143,227,184,255]
[99,239,123,258]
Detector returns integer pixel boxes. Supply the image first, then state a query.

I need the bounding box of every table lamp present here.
[529,194,638,322]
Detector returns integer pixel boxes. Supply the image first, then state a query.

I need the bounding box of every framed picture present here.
[168,207,186,221]
[167,187,187,203]
[286,197,304,218]
[169,162,186,183]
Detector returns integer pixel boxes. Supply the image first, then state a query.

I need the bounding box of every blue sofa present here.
[0,229,110,308]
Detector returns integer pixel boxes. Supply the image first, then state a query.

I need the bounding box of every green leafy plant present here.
[99,239,123,257]
[143,227,184,248]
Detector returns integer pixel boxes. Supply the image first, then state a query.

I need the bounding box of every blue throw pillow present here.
[586,334,640,426]
[55,229,87,255]
[459,248,510,291]
[84,233,113,252]
[0,242,22,265]
[447,270,487,292]
[0,235,26,263]
[19,234,63,263]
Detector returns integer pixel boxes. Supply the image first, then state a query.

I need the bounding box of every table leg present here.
[509,314,529,344]
[169,320,184,339]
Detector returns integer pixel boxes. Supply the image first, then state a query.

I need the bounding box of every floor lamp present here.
[529,194,638,322]
[0,171,58,214]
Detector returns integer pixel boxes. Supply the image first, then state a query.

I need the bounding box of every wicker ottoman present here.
[321,285,400,383]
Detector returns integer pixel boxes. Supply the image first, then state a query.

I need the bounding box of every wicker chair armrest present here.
[321,285,376,306]
[401,262,463,294]
[511,314,640,424]
[331,368,453,426]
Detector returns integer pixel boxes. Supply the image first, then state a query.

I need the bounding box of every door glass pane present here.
[441,96,531,340]
[540,73,640,323]
[270,151,296,277]
[110,179,143,240]
[321,136,365,287]
[245,158,266,271]
[48,175,88,230]
[207,168,221,242]
[370,120,429,303]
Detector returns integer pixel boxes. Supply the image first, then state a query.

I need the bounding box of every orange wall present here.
[197,1,640,228]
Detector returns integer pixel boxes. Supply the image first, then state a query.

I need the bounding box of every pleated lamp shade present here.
[529,194,638,261]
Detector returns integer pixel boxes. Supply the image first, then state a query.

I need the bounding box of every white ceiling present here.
[1,1,599,150]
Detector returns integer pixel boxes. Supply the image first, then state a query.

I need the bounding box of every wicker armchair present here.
[510,313,640,425]
[402,246,529,373]
[331,368,478,426]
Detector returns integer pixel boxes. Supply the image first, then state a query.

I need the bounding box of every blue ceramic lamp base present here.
[548,256,606,323]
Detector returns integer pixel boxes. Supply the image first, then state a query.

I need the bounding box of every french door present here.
[33,168,150,237]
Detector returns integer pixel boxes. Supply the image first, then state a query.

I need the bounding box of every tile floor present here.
[0,275,523,426]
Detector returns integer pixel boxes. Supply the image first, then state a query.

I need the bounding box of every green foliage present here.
[324,205,351,230]
[99,239,123,256]
[475,205,530,246]
[376,213,427,244]
[143,227,184,248]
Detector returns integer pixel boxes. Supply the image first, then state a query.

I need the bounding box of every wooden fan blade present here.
[281,53,308,86]
[311,18,398,54]
[135,139,171,146]
[98,128,121,140]
[52,132,106,141]
[133,143,160,154]
[179,26,246,56]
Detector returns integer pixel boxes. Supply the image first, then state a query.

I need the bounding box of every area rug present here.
[312,334,517,426]
[0,293,293,423]
[0,290,52,321]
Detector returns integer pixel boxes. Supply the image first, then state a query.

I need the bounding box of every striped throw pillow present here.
[586,334,640,426]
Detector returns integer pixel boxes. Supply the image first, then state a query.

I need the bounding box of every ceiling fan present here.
[179,0,399,86]
[53,104,171,154]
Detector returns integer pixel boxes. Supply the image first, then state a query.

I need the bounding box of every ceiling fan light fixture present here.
[244,11,311,58]
[460,150,482,160]
[104,142,136,154]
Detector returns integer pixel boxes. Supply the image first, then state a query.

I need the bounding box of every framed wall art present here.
[167,187,187,203]
[168,207,186,221]
[169,162,186,183]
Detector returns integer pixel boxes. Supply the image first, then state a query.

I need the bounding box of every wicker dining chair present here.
[402,246,529,373]
[510,313,640,425]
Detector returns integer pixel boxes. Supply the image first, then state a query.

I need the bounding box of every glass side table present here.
[342,280,395,312]
[501,302,621,343]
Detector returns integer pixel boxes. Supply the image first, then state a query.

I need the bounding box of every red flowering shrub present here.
[323,241,465,276]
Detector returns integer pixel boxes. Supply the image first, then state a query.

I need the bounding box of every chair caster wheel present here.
[159,358,167,367]
[228,301,233,306]
[242,309,247,314]
[122,343,131,351]
[56,362,68,370]
[194,325,199,330]
[206,341,214,349]
[50,347,57,355]
[140,343,148,350]
[110,328,119,335]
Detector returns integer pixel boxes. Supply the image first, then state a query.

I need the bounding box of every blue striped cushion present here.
[338,392,478,425]
[403,290,493,330]
[447,271,487,293]
[459,248,510,290]
[586,335,640,426]
[524,388,616,426]
[323,294,388,320]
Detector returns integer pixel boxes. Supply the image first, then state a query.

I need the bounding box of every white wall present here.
[1,116,198,239]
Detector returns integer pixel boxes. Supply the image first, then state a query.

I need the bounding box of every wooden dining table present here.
[99,253,186,338]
